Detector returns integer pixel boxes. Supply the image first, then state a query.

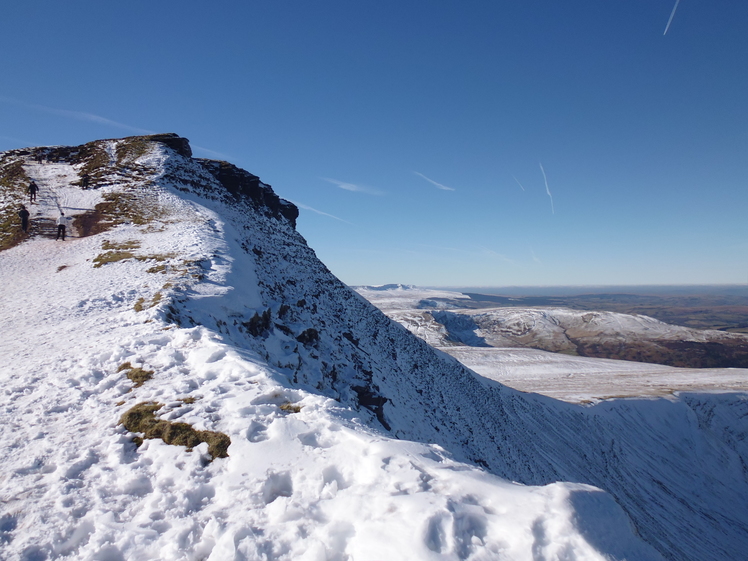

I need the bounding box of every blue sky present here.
[1,1,746,287]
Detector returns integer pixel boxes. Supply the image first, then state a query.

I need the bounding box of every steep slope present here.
[1,135,746,561]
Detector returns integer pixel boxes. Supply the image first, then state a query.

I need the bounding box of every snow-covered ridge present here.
[1,135,746,560]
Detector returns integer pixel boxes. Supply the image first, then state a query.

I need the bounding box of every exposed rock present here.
[197,159,298,226]
[145,133,193,158]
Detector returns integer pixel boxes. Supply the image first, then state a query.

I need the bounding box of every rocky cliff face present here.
[1,134,747,561]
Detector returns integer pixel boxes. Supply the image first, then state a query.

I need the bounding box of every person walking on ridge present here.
[28,180,39,203]
[18,205,30,233]
[55,212,71,241]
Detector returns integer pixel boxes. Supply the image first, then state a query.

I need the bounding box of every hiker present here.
[55,212,72,241]
[80,174,90,189]
[18,205,30,233]
[28,180,38,203]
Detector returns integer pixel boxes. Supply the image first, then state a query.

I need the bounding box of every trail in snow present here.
[0,140,664,561]
[4,137,748,561]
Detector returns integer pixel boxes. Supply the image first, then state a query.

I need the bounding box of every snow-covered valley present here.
[356,285,748,402]
[1,135,747,561]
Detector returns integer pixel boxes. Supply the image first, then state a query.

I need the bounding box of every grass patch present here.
[120,401,231,460]
[94,240,176,271]
[76,143,111,186]
[93,250,137,268]
[115,138,151,165]
[147,264,167,274]
[141,253,176,266]
[0,155,30,252]
[133,292,163,312]
[117,361,154,387]
[93,239,142,268]
[102,239,141,251]
[279,402,303,413]
[74,191,165,237]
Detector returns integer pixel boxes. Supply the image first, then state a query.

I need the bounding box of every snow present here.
[443,346,748,402]
[0,141,666,560]
[358,286,748,403]
[353,285,470,312]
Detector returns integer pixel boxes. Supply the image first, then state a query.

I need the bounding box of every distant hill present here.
[445,287,748,333]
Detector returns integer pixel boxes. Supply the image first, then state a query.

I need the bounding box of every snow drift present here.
[1,135,746,561]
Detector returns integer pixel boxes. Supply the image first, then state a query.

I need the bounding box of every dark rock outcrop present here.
[146,133,192,158]
[197,159,299,227]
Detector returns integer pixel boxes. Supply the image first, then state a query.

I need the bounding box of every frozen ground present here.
[443,346,748,402]
[0,140,665,560]
[358,286,748,402]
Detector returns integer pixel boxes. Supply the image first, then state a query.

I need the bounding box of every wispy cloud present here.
[289,200,354,225]
[0,135,38,148]
[478,246,516,264]
[415,243,462,253]
[530,246,542,265]
[663,0,681,35]
[512,175,526,192]
[0,97,234,158]
[415,243,515,264]
[539,162,554,214]
[192,145,233,160]
[322,177,384,196]
[413,171,455,191]
[0,96,155,135]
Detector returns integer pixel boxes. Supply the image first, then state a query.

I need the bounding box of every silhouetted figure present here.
[56,212,71,241]
[80,174,90,190]
[18,205,30,233]
[28,180,38,203]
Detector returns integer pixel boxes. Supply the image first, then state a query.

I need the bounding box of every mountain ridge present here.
[1,134,746,560]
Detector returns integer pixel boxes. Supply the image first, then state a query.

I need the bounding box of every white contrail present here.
[0,96,155,135]
[413,171,455,191]
[192,145,233,160]
[479,246,515,264]
[322,177,384,195]
[539,162,554,214]
[289,200,354,225]
[0,96,231,156]
[664,0,681,35]
[512,175,526,191]
[530,246,542,265]
[0,135,38,148]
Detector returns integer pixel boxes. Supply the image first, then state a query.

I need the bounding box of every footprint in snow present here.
[262,471,293,504]
[298,430,333,449]
[246,421,268,443]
